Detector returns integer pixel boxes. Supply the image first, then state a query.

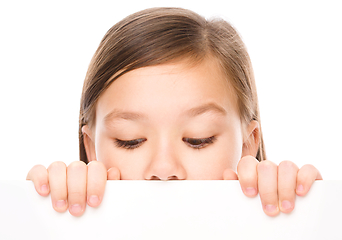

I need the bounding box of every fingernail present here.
[297,184,304,192]
[281,200,293,211]
[40,185,48,193]
[70,204,83,214]
[55,200,66,209]
[265,204,277,213]
[245,187,257,196]
[88,195,99,206]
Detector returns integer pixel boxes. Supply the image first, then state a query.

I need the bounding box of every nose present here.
[143,140,186,180]
[149,175,179,181]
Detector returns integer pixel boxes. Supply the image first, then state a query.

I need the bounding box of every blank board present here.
[1,180,341,240]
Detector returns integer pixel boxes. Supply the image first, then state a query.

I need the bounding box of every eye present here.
[182,136,216,149]
[115,138,146,149]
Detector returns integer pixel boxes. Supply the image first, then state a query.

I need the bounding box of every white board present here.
[1,181,341,240]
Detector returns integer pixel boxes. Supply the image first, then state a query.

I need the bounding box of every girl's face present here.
[84,58,258,180]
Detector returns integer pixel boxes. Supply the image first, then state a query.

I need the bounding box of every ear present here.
[242,120,260,158]
[82,125,97,162]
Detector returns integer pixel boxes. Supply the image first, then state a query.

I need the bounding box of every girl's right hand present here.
[26,161,120,216]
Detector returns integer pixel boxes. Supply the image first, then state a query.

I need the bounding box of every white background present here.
[2,181,342,240]
[0,0,341,180]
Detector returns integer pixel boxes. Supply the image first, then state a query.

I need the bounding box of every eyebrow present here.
[185,102,227,117]
[103,110,146,125]
[103,102,227,125]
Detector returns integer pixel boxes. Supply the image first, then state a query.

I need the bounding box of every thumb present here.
[223,168,238,180]
[107,167,121,180]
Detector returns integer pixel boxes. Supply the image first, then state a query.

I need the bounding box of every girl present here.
[26,7,322,217]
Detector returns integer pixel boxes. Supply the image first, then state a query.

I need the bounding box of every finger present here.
[296,164,323,196]
[278,161,299,213]
[26,164,50,196]
[47,161,68,213]
[237,155,258,197]
[223,168,238,180]
[107,167,121,180]
[67,161,87,216]
[257,160,279,216]
[87,161,107,207]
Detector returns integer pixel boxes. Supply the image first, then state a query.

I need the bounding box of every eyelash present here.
[114,136,216,150]
[182,136,216,149]
[115,138,146,149]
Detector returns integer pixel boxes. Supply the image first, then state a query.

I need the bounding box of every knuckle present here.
[88,162,107,177]
[279,187,295,196]
[68,161,87,171]
[279,160,293,167]
[68,191,85,199]
[239,175,256,185]
[48,161,67,171]
[257,160,276,171]
[279,160,298,171]
[301,164,316,171]
[239,155,258,165]
[31,164,46,171]
[87,160,103,169]
[27,165,47,180]
[260,191,277,201]
[298,164,317,178]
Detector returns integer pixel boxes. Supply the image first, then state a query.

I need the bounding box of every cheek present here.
[94,136,114,169]
[183,138,242,180]
[94,133,123,170]
[221,138,242,173]
[94,135,147,179]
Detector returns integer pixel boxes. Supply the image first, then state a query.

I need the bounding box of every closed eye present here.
[115,136,216,150]
[115,138,146,149]
[182,136,216,149]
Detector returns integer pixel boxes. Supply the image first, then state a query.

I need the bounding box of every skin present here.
[27,58,322,217]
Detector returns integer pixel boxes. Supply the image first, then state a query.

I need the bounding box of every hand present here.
[223,155,323,216]
[26,161,120,216]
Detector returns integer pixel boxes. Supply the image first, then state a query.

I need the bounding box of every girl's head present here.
[79,7,265,180]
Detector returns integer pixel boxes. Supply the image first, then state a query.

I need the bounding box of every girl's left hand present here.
[223,155,323,216]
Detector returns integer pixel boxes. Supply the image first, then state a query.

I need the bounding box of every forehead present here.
[96,58,238,123]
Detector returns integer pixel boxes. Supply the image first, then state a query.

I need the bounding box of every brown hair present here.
[79,7,266,164]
